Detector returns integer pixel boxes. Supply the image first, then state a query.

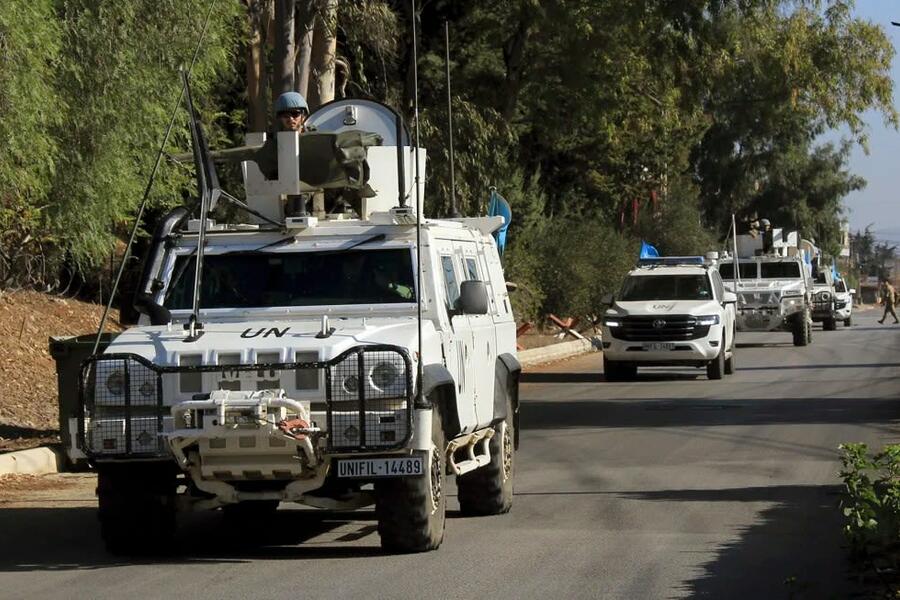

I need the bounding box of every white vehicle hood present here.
[609,299,721,317]
[103,317,433,366]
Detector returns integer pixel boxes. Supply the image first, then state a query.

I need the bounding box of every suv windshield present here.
[718,262,758,280]
[835,280,847,293]
[760,262,801,279]
[620,274,713,301]
[814,272,829,285]
[165,248,416,309]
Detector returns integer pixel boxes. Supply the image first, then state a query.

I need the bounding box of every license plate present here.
[645,342,674,351]
[337,456,424,478]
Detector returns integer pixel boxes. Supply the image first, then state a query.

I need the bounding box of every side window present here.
[440,255,460,309]
[465,257,479,281]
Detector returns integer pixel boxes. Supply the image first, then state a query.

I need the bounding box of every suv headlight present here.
[602,317,623,328]
[697,315,720,326]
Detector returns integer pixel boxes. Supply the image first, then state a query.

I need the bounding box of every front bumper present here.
[76,347,415,462]
[735,307,787,331]
[601,325,722,365]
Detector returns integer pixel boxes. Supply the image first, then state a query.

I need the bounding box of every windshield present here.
[165,248,416,309]
[718,262,758,280]
[760,262,801,279]
[835,280,847,293]
[814,272,829,285]
[620,274,713,301]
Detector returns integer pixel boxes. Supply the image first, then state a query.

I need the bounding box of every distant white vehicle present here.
[833,278,855,327]
[810,268,838,331]
[601,257,737,381]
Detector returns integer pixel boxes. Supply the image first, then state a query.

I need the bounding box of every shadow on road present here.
[620,484,855,599]
[0,507,391,571]
[0,424,58,441]
[520,396,900,430]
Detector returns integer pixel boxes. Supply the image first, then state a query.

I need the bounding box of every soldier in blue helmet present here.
[274,91,309,132]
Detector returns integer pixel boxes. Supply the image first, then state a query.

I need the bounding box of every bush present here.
[505,216,636,324]
[839,442,900,593]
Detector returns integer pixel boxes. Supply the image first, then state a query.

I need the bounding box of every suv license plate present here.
[337,457,424,479]
[646,342,674,351]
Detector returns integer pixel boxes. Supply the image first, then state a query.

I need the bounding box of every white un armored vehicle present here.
[66,95,519,554]
[719,228,814,346]
[601,255,737,381]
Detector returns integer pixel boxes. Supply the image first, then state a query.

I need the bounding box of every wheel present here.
[823,317,837,331]
[603,355,622,382]
[724,347,736,375]
[844,316,852,327]
[458,374,515,516]
[375,405,446,552]
[97,464,176,555]
[792,314,809,347]
[707,340,725,380]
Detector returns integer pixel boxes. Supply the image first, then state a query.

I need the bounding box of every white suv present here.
[601,257,738,381]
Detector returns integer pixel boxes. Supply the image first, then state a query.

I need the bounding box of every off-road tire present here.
[707,340,725,380]
[823,317,837,331]
[844,316,852,327]
[97,464,176,555]
[375,405,446,553]
[792,314,810,347]
[457,374,515,516]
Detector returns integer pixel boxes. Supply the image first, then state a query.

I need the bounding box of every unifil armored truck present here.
[60,95,519,554]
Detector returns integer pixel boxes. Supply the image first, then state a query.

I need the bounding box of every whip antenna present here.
[91,0,219,354]
[411,0,424,407]
[445,21,459,218]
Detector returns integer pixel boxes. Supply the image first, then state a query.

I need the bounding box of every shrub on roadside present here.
[839,442,900,592]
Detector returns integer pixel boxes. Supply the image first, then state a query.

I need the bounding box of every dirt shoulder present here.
[0,291,121,452]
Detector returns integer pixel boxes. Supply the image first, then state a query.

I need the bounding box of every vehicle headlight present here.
[342,374,360,394]
[603,318,623,328]
[371,361,400,392]
[106,371,125,396]
[697,315,720,326]
[139,381,155,398]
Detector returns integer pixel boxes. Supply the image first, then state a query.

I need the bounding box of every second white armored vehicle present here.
[69,97,519,554]
[719,229,814,346]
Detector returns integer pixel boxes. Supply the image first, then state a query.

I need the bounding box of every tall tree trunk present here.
[502,21,531,121]
[273,0,296,107]
[294,0,315,98]
[243,0,270,132]
[308,0,338,111]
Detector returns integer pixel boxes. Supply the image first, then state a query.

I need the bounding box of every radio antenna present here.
[445,21,459,218]
[91,0,218,355]
[411,0,424,407]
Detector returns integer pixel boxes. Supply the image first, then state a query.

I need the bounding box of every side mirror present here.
[723,291,738,304]
[459,280,489,315]
[505,281,519,293]
[134,293,172,326]
[849,288,856,295]
[601,293,615,306]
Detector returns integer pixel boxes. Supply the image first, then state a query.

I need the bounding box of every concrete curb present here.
[518,337,600,368]
[0,446,64,476]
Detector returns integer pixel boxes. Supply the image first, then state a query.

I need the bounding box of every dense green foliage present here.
[0,0,895,321]
[850,226,897,281]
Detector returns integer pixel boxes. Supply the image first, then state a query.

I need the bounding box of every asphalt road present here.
[2,309,899,599]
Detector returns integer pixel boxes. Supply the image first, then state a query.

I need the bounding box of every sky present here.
[831,2,900,244]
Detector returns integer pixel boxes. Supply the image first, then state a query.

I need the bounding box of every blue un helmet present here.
[274,91,309,115]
